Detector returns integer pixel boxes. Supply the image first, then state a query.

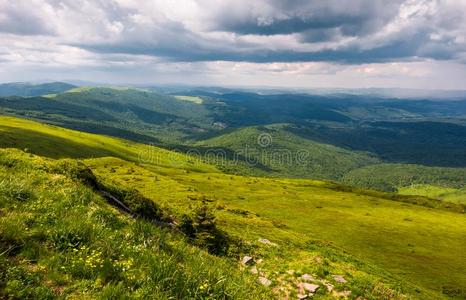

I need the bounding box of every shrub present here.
[179,203,230,256]
[52,159,99,188]
[179,214,196,238]
[103,183,171,223]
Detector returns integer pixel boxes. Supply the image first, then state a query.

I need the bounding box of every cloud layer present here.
[0,0,465,88]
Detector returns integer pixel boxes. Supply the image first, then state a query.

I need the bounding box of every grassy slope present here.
[398,185,466,205]
[0,116,217,173]
[89,158,465,299]
[0,149,269,299]
[1,116,465,298]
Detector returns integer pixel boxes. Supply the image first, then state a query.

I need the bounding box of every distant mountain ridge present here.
[0,82,76,97]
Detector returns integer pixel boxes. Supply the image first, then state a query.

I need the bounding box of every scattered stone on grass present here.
[302,283,320,293]
[242,256,253,265]
[259,276,272,286]
[332,275,347,283]
[301,274,315,281]
[258,238,278,246]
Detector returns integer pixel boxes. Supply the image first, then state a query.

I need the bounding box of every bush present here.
[52,159,99,188]
[103,183,171,223]
[179,214,196,238]
[179,203,230,256]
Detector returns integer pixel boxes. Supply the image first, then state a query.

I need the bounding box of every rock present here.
[302,283,320,293]
[242,256,253,265]
[332,275,347,283]
[250,266,258,274]
[301,274,315,281]
[297,293,308,299]
[259,276,272,286]
[258,238,277,246]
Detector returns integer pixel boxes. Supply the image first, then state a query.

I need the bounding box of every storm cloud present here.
[0,0,465,88]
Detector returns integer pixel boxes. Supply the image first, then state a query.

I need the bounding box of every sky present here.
[0,0,465,89]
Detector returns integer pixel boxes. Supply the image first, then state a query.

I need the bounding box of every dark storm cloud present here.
[78,27,453,64]
[207,0,403,39]
[1,0,465,65]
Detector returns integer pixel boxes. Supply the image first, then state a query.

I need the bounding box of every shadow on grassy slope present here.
[0,125,115,159]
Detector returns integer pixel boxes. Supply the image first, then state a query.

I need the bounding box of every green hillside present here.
[0,116,217,173]
[1,116,465,299]
[0,82,76,97]
[196,125,379,180]
[0,149,269,299]
[342,163,466,193]
[196,125,466,200]
[0,87,217,144]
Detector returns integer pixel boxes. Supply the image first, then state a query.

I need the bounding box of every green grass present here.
[0,149,269,299]
[1,116,466,299]
[0,116,217,173]
[398,184,466,205]
[107,161,466,299]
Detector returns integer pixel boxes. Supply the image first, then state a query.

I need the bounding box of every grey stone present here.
[332,275,347,283]
[259,276,272,286]
[302,283,320,293]
[242,256,253,265]
[301,274,315,281]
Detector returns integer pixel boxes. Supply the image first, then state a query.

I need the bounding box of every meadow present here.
[1,116,465,299]
[0,149,269,299]
[398,184,466,205]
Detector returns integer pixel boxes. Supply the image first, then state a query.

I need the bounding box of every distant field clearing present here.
[174,95,203,104]
[398,184,466,205]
